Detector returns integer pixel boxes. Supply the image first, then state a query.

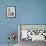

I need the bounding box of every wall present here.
[0,0,46,44]
[17,0,46,24]
[0,0,17,44]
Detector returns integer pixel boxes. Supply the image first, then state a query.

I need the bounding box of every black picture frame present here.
[6,6,16,18]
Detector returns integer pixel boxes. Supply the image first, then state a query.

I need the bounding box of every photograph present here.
[6,6,16,18]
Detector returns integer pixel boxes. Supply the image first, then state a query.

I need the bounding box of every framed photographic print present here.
[6,6,16,18]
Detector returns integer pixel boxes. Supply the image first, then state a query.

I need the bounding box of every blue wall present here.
[17,0,46,24]
[0,0,17,44]
[0,0,46,44]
